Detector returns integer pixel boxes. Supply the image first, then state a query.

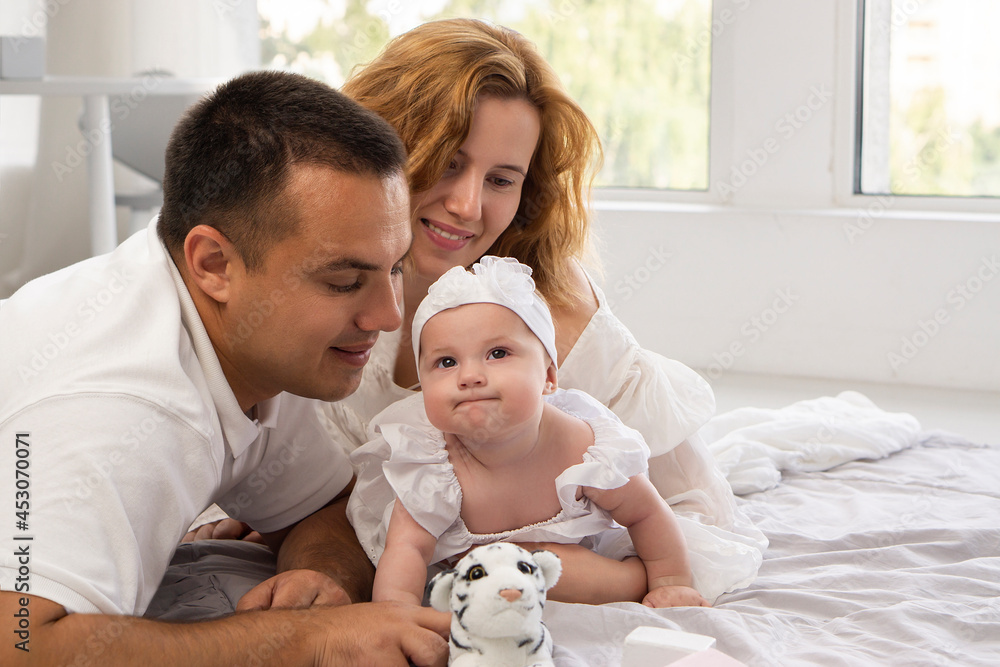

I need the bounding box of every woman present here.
[329,18,766,603]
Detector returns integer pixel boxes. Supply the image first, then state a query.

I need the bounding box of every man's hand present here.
[311,602,450,667]
[269,491,376,604]
[182,518,264,544]
[238,569,352,611]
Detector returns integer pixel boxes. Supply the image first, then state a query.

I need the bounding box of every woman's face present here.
[409,96,541,284]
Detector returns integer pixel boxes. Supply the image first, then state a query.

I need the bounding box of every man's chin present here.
[320,371,364,403]
[287,370,363,403]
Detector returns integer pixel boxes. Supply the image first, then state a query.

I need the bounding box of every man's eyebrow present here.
[455,149,528,177]
[311,246,410,276]
[310,258,380,275]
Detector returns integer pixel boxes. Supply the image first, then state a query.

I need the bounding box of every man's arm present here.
[0,591,448,667]
[238,482,375,610]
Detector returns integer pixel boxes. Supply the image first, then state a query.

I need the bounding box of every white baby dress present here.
[348,388,652,567]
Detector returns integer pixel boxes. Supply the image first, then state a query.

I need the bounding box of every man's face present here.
[219,165,411,406]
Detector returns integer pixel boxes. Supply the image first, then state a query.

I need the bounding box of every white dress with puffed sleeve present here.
[348,388,651,568]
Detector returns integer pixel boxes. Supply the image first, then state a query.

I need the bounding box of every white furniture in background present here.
[0,75,222,255]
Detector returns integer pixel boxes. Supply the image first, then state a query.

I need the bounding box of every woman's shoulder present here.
[548,260,600,365]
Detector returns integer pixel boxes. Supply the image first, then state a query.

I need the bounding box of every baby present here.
[348,256,708,608]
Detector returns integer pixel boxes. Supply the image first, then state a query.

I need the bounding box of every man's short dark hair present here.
[157,70,407,271]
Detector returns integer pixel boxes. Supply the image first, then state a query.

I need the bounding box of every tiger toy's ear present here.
[531,549,563,591]
[427,568,457,613]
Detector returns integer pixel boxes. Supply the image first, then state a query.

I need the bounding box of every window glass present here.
[859,0,1000,197]
[259,0,713,190]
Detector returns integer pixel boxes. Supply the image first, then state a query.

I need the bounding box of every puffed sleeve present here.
[346,394,461,566]
[379,421,462,539]
[551,390,650,508]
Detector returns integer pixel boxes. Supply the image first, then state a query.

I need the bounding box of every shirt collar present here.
[153,221,279,457]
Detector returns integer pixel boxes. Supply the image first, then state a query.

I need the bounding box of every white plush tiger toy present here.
[428,543,562,667]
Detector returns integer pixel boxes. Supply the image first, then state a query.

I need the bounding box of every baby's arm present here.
[373,501,438,606]
[583,475,710,608]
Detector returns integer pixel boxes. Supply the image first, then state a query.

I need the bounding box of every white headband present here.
[412,256,558,376]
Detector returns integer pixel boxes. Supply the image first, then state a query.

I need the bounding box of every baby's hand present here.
[642,585,711,608]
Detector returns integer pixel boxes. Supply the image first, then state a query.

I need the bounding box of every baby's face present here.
[418,302,556,443]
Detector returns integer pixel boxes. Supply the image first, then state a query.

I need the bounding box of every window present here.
[258,0,713,190]
[858,0,1000,198]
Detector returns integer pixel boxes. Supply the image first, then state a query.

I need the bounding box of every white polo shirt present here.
[0,219,352,615]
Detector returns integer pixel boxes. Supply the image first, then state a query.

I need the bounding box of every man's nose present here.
[355,274,402,333]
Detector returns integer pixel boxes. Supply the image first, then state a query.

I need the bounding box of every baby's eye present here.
[435,357,457,369]
[488,349,508,360]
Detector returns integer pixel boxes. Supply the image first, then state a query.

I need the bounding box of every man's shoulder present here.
[1,229,200,418]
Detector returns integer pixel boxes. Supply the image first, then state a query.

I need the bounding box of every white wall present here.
[0,0,257,295]
[593,0,1000,393]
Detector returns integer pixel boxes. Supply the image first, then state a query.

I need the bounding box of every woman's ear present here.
[183,225,239,304]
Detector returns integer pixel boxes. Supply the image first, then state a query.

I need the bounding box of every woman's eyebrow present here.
[455,149,527,176]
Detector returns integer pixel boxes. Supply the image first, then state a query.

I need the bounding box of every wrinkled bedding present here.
[147,400,1000,666]
[545,433,1000,666]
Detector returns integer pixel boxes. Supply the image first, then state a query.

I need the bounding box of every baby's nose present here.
[499,588,522,603]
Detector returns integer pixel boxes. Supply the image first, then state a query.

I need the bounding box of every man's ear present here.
[183,225,239,304]
[543,361,558,395]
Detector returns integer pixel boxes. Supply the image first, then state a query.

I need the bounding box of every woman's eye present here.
[488,349,508,360]
[491,177,515,188]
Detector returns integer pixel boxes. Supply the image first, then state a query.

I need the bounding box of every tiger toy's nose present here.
[499,588,522,603]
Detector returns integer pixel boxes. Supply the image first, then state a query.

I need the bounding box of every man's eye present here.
[328,282,360,293]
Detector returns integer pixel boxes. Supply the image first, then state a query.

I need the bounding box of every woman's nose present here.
[443,173,482,222]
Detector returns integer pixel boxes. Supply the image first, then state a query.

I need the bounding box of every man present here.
[0,71,448,665]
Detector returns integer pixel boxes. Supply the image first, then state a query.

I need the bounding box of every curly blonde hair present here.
[342,18,602,307]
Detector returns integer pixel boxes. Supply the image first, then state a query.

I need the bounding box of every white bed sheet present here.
[545,433,1000,666]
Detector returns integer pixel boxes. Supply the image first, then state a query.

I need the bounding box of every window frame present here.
[595,0,1000,220]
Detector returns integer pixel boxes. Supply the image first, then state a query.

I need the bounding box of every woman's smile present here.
[421,218,475,250]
